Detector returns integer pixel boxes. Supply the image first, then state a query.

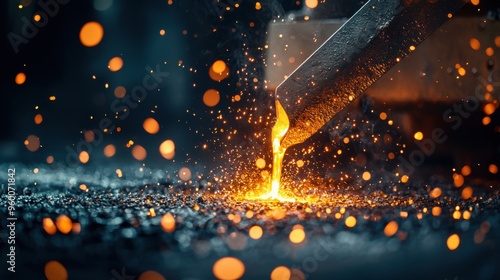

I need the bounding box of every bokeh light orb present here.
[79,21,104,47]
[212,257,245,280]
[44,261,68,280]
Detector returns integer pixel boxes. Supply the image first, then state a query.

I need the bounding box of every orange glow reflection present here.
[179,167,191,181]
[469,38,480,51]
[44,260,68,280]
[114,86,126,98]
[103,144,116,158]
[305,0,318,9]
[462,186,473,200]
[271,266,291,280]
[203,89,220,107]
[209,66,230,81]
[132,145,147,161]
[489,164,498,174]
[447,234,460,250]
[15,72,26,85]
[249,225,263,240]
[161,213,176,233]
[384,221,398,237]
[43,218,57,235]
[79,151,90,164]
[213,257,245,280]
[289,226,305,244]
[25,135,40,152]
[159,139,175,159]
[211,60,227,73]
[345,216,357,228]
[56,215,72,234]
[34,113,43,124]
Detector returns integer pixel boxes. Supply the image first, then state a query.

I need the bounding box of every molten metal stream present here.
[260,101,295,202]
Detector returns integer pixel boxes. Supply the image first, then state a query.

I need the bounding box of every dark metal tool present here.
[277,0,468,149]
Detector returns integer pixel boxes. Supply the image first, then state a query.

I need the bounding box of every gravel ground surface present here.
[1,165,499,280]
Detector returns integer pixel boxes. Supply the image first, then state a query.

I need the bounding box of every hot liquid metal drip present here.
[260,100,295,202]
[264,0,467,199]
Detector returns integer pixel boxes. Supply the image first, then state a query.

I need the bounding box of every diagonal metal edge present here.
[277,0,468,149]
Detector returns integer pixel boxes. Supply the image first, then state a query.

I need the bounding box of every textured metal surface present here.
[265,20,345,90]
[277,0,468,149]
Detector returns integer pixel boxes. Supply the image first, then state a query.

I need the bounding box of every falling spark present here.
[489,164,498,174]
[271,266,291,280]
[453,173,464,187]
[461,165,471,176]
[305,0,318,9]
[44,261,68,280]
[432,207,442,216]
[212,60,227,73]
[161,213,176,233]
[384,221,399,237]
[34,114,43,124]
[143,117,160,134]
[79,21,104,47]
[43,218,57,235]
[469,38,480,51]
[108,57,124,72]
[15,72,26,85]
[159,140,175,159]
[255,158,266,169]
[249,225,263,240]
[345,216,357,228]
[203,89,220,107]
[56,215,73,234]
[401,175,409,183]
[485,47,494,56]
[462,187,473,200]
[447,234,460,250]
[103,144,116,158]
[25,135,40,152]
[289,226,305,244]
[414,131,424,141]
[114,86,126,98]
[79,151,90,164]
[132,145,147,161]
[362,171,371,181]
[179,167,191,181]
[79,184,88,192]
[429,188,442,199]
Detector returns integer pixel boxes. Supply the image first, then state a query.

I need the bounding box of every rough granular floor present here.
[1,165,499,279]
